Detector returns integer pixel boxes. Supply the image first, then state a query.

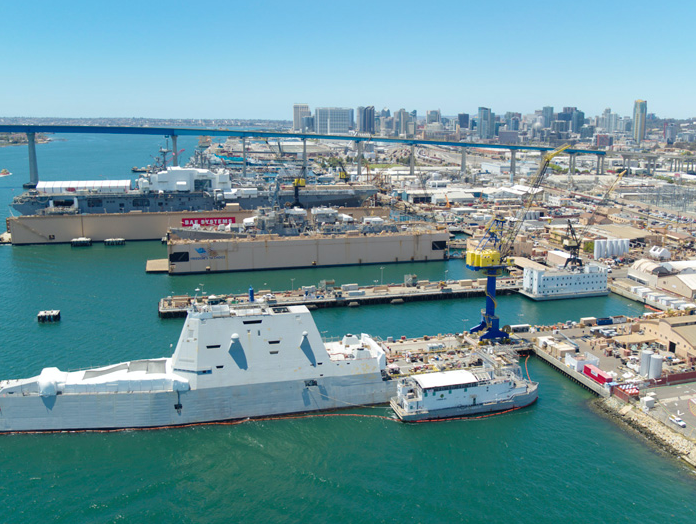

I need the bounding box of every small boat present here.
[0,169,12,177]
[390,350,538,422]
[131,166,148,173]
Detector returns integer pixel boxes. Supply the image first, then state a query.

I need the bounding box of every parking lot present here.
[644,383,696,439]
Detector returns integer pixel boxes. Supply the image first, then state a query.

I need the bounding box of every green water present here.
[1,136,695,523]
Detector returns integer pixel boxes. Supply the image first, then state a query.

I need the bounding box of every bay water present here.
[0,135,694,523]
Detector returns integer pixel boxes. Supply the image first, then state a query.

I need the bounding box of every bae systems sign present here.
[181,217,236,227]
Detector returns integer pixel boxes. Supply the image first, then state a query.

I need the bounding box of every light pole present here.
[380,266,385,286]
[291,278,295,292]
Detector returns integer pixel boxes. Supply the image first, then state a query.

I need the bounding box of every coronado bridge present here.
[0,124,608,188]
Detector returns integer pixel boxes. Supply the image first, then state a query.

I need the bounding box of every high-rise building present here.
[315,107,353,134]
[395,108,410,136]
[301,116,314,132]
[551,120,569,133]
[542,106,554,128]
[357,106,375,133]
[293,104,311,131]
[356,106,365,133]
[457,113,470,129]
[633,99,647,144]
[426,110,441,124]
[477,107,494,139]
[665,123,677,144]
[571,110,585,133]
[596,134,614,147]
[580,125,595,139]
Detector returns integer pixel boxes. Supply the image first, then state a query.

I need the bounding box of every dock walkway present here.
[158,279,521,318]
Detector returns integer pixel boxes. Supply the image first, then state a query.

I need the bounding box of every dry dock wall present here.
[7,211,252,244]
[6,207,388,245]
[167,231,449,274]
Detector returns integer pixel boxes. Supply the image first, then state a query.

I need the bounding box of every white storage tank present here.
[640,350,653,376]
[648,354,663,379]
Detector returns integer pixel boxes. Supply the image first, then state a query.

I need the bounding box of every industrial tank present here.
[640,349,654,376]
[648,354,663,380]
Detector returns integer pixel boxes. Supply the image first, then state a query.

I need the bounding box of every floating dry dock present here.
[158,278,521,318]
[156,228,449,275]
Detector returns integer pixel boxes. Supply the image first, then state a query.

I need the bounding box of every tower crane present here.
[563,170,626,269]
[465,144,570,340]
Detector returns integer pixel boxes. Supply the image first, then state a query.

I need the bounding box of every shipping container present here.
[596,317,613,326]
[583,364,612,385]
[509,324,531,333]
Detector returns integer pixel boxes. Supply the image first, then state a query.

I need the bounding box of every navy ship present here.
[10,166,377,216]
[0,303,393,432]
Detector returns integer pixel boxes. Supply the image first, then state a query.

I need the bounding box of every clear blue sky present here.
[3,0,696,120]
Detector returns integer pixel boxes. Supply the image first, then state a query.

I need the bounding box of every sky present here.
[3,0,696,121]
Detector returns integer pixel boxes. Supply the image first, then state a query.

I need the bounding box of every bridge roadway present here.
[0,124,605,156]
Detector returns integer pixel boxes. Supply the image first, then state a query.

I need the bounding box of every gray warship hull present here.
[0,374,393,433]
[11,188,376,216]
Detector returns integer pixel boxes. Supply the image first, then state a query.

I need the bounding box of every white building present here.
[521,264,608,300]
[315,107,354,134]
[293,104,310,131]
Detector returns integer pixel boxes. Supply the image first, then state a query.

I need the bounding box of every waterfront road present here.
[645,383,696,440]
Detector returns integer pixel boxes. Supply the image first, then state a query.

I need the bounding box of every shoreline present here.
[0,137,53,148]
[592,396,696,470]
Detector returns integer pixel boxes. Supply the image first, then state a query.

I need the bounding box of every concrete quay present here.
[530,343,610,397]
[158,278,521,318]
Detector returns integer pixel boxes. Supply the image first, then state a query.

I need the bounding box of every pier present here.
[529,344,610,397]
[158,278,521,318]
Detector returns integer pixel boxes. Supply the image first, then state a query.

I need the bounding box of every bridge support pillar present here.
[600,155,605,175]
[510,150,516,184]
[27,132,39,188]
[410,143,415,179]
[242,137,247,177]
[356,141,362,181]
[171,135,179,166]
[302,138,307,175]
[460,148,466,179]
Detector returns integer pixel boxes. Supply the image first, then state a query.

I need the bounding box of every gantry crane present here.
[563,220,583,268]
[465,144,571,340]
[563,170,626,269]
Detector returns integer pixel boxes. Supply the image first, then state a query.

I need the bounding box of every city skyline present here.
[3,1,696,120]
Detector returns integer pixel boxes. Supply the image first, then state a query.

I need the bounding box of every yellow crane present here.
[465,144,570,340]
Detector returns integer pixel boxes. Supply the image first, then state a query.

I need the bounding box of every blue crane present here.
[465,144,570,340]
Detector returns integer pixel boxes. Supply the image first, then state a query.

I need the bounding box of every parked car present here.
[669,415,687,428]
